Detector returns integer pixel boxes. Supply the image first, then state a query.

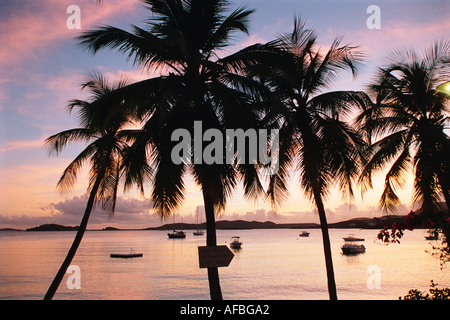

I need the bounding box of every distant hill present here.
[26,224,79,231]
[19,215,416,232]
[148,220,282,230]
[328,216,405,229]
[102,226,120,231]
[146,217,405,230]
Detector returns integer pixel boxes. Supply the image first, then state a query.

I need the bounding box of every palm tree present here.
[78,0,269,300]
[43,71,142,300]
[254,19,370,300]
[358,41,450,214]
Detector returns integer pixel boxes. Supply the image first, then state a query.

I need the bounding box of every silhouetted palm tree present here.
[358,41,450,213]
[78,0,269,300]
[43,71,142,300]
[255,19,370,300]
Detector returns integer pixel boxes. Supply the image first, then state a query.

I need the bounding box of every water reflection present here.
[0,229,448,300]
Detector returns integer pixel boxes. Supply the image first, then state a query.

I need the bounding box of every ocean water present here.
[0,228,448,300]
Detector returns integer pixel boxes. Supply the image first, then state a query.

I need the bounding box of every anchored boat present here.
[341,234,365,255]
[110,248,143,258]
[168,214,186,239]
[230,236,242,249]
[343,234,365,242]
[193,206,205,236]
[168,230,186,239]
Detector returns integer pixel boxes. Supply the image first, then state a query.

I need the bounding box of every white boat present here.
[230,236,242,249]
[343,234,365,242]
[341,235,365,254]
[341,243,366,254]
[299,231,310,237]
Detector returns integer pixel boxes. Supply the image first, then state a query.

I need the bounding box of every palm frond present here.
[45,128,96,155]
[379,147,412,213]
[121,134,154,196]
[55,141,97,194]
[358,129,409,195]
[151,144,187,217]
[413,155,441,212]
[318,116,366,202]
[307,90,372,120]
[364,42,450,212]
[206,5,255,51]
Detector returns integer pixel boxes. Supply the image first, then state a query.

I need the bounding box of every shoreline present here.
[1,215,409,232]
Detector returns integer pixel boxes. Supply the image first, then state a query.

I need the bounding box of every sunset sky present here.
[0,0,449,229]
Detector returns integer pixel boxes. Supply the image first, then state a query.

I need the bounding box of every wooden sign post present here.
[198,245,234,268]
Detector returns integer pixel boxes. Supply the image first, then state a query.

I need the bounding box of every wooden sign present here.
[198,245,234,268]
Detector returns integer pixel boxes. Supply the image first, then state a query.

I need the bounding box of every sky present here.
[0,0,449,229]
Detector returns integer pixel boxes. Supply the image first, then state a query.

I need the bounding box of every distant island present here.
[12,215,410,232]
[25,224,79,231]
[146,216,405,230]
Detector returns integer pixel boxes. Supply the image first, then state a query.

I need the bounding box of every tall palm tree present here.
[254,19,370,300]
[43,71,142,300]
[358,41,450,213]
[78,0,269,300]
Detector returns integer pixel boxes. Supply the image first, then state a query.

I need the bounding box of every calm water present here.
[0,228,448,300]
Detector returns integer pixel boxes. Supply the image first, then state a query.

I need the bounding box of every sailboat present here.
[193,206,205,236]
[167,214,186,239]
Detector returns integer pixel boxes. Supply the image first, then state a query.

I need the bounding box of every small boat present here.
[167,214,186,238]
[230,236,242,249]
[341,235,365,255]
[193,207,205,236]
[299,231,310,237]
[341,243,366,255]
[110,248,143,258]
[168,230,186,239]
[343,234,365,242]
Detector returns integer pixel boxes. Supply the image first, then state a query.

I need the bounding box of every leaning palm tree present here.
[78,0,270,300]
[254,19,370,300]
[358,41,450,213]
[43,71,142,300]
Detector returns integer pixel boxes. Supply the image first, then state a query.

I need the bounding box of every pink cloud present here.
[346,18,450,64]
[0,195,160,229]
[0,136,46,153]
[0,0,140,67]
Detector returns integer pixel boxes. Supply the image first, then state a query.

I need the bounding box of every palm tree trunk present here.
[313,191,338,300]
[202,188,223,300]
[43,176,102,300]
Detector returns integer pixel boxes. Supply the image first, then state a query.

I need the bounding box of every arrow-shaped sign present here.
[198,245,234,268]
